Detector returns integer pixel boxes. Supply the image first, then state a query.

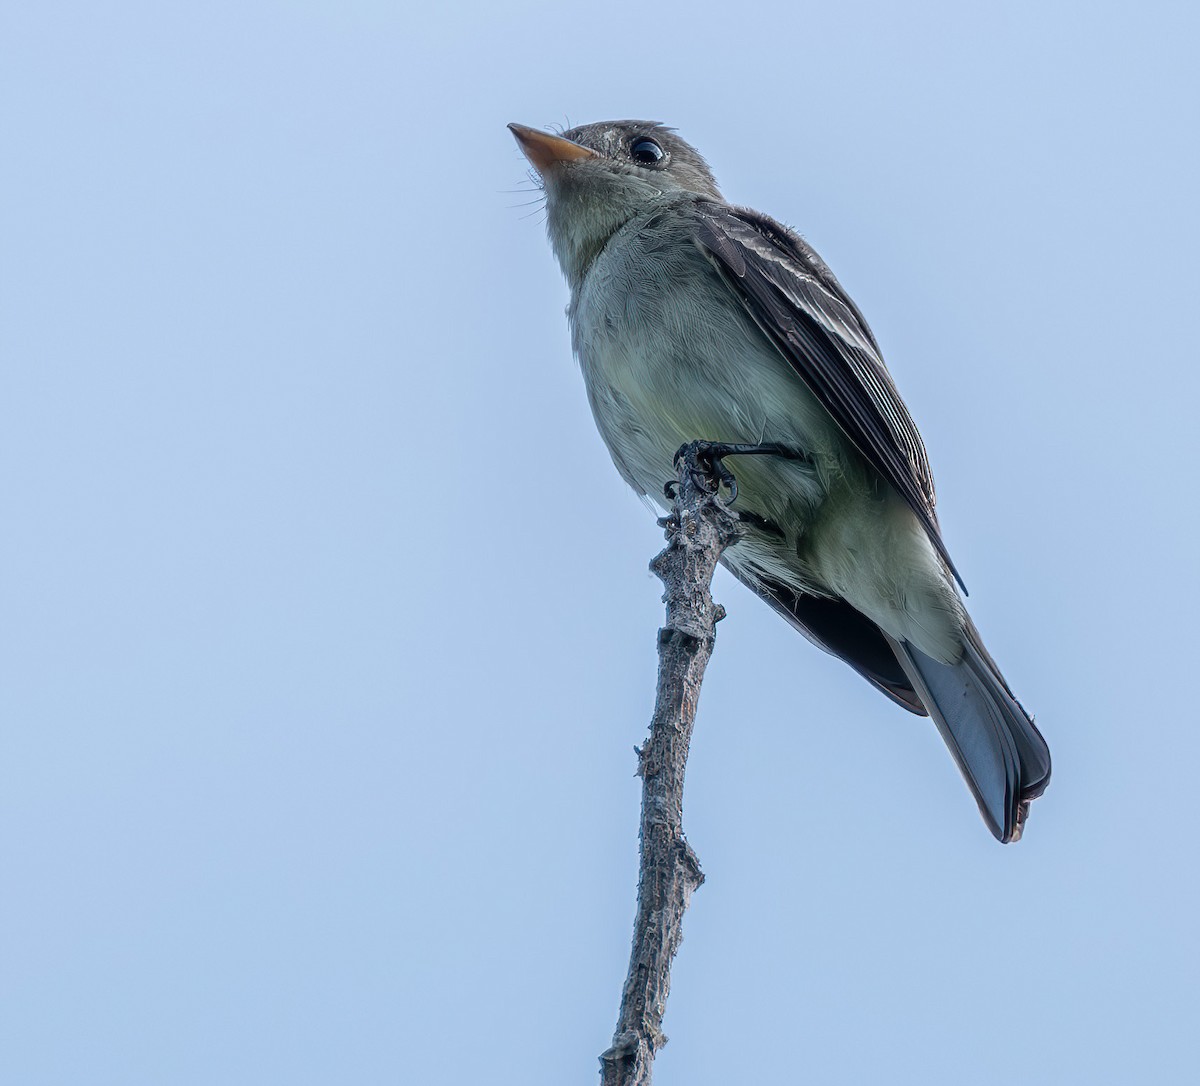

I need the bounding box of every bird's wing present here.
[692,201,964,590]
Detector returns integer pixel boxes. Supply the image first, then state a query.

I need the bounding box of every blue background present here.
[3,2,1198,1082]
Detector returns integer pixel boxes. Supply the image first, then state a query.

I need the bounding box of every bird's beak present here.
[508,123,598,175]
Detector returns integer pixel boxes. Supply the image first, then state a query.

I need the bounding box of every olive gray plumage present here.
[510,120,1050,842]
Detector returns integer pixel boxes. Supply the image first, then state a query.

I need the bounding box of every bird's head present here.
[509,120,721,284]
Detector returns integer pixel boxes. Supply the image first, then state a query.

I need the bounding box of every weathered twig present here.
[598,451,743,1086]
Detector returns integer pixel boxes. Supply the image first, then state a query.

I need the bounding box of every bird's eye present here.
[630,137,666,166]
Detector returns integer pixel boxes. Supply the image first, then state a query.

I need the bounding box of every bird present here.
[509,119,1051,843]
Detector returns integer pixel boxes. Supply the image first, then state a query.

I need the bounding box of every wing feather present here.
[693,202,965,590]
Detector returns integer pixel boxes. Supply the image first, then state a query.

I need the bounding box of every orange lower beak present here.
[508,123,598,175]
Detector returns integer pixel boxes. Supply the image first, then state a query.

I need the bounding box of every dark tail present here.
[888,621,1051,843]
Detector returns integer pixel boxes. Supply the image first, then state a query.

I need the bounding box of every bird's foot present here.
[670,441,740,501]
[664,441,810,504]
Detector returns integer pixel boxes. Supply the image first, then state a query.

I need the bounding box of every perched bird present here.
[510,120,1050,842]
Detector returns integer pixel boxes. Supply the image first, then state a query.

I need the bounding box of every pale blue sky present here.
[3,2,1198,1083]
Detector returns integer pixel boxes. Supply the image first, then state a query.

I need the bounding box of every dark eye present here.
[630,137,665,166]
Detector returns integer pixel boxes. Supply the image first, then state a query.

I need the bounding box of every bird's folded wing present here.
[692,201,964,591]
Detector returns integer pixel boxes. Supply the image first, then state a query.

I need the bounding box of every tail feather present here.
[888,629,1051,843]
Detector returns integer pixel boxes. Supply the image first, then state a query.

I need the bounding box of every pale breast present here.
[569,208,841,514]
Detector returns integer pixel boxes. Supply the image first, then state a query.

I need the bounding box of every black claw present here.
[666,440,806,507]
[688,468,719,497]
[712,460,738,502]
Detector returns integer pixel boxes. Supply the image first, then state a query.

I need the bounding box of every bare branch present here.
[599,454,742,1086]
